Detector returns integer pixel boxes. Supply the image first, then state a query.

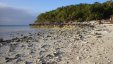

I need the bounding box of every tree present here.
[35,1,113,24]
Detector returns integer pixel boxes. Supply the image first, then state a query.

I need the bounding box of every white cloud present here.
[0,3,36,25]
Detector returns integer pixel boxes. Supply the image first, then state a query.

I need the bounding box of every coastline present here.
[0,23,113,64]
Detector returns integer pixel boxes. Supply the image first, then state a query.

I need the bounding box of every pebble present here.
[0,24,113,64]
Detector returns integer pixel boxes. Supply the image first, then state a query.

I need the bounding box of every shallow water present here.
[0,25,38,39]
[0,25,79,40]
[0,25,32,32]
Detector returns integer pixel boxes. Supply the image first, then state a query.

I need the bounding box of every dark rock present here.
[37,33,40,36]
[0,38,4,42]
[39,56,47,64]
[0,42,5,45]
[21,34,23,36]
[95,33,102,35]
[16,39,21,42]
[29,33,32,35]
[96,29,102,31]
[15,54,21,59]
[47,35,51,37]
[5,57,15,62]
[23,36,28,39]
[12,37,22,42]
[9,43,18,52]
[96,36,102,38]
[46,54,53,59]
[42,62,46,64]
[5,40,11,43]
[25,61,33,64]
[0,39,11,45]
[41,45,50,49]
[12,37,18,40]
[79,34,84,40]
[30,49,35,54]
[39,51,46,55]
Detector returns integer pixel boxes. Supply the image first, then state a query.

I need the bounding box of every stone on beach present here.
[0,24,113,64]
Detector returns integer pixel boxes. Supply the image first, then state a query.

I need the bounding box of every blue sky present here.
[0,0,106,13]
[0,0,106,25]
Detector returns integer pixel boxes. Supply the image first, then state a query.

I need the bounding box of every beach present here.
[0,23,113,64]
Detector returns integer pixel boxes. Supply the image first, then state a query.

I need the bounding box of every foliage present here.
[35,1,113,23]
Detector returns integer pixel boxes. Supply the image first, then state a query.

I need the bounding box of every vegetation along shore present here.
[31,1,113,28]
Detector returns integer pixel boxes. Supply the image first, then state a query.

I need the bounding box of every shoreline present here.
[0,23,113,64]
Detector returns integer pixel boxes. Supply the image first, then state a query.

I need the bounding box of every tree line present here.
[35,1,113,24]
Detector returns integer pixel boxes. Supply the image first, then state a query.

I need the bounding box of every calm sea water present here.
[0,25,31,32]
[0,25,37,39]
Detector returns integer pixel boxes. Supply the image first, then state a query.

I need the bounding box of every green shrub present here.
[35,1,113,24]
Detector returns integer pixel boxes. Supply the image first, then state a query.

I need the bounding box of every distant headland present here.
[30,1,113,28]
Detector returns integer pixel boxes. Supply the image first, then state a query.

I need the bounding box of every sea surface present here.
[0,25,32,32]
[0,25,39,40]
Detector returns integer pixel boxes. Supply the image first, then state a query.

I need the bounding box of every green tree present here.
[35,1,113,24]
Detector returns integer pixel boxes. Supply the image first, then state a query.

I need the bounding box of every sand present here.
[0,23,113,64]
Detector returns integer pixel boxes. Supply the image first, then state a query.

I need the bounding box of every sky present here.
[0,0,106,25]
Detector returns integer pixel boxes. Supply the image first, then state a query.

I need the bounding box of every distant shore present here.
[29,21,97,29]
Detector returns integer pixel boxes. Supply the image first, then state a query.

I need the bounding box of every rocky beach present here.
[0,23,113,64]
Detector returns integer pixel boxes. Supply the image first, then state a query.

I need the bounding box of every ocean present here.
[0,25,32,32]
[0,25,37,39]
